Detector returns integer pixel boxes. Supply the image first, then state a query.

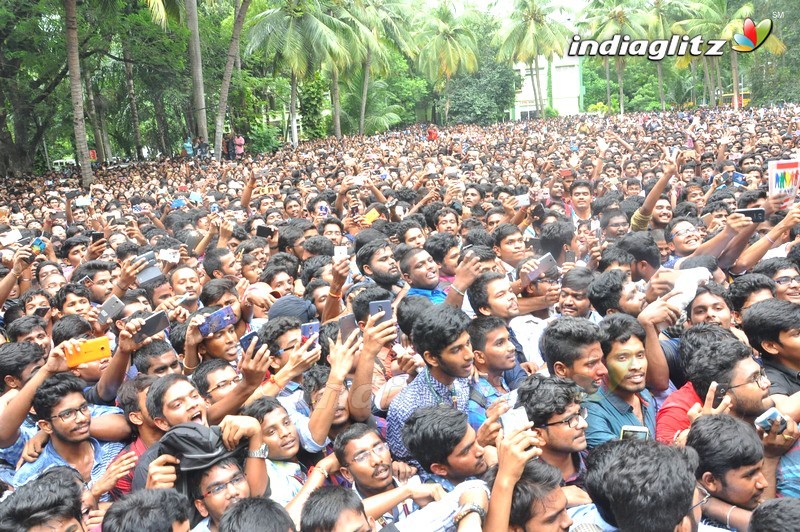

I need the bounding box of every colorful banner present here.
[768,159,800,207]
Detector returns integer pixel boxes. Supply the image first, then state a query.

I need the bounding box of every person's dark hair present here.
[466,316,507,353]
[587,269,627,316]
[258,316,301,356]
[300,255,332,287]
[482,459,564,529]
[396,220,423,243]
[203,247,232,277]
[515,374,585,427]
[679,324,736,376]
[411,304,471,361]
[0,342,44,392]
[462,244,496,264]
[260,265,293,286]
[117,374,158,434]
[351,286,393,323]
[146,373,195,421]
[599,313,646,357]
[32,373,85,421]
[424,232,459,265]
[70,260,115,285]
[687,414,764,483]
[277,225,306,254]
[101,488,190,532]
[402,405,469,473]
[742,298,800,357]
[585,440,697,532]
[199,278,238,308]
[219,496,297,532]
[687,282,732,319]
[561,266,595,293]
[241,396,287,424]
[59,236,90,260]
[616,231,660,269]
[688,339,753,399]
[539,221,573,259]
[333,423,381,466]
[191,359,232,397]
[0,467,83,531]
[52,283,92,311]
[540,317,606,374]
[396,295,433,337]
[303,278,330,304]
[727,274,777,312]
[679,254,718,272]
[132,339,175,374]
[303,235,335,257]
[597,246,635,272]
[492,223,521,248]
[753,256,800,279]
[300,486,367,532]
[467,272,506,317]
[19,288,52,312]
[749,497,800,532]
[266,252,301,278]
[463,229,494,248]
[665,217,700,244]
[355,239,391,276]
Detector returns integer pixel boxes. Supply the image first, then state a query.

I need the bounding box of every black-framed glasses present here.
[206,374,243,395]
[201,473,247,498]
[540,406,588,429]
[688,485,711,512]
[51,402,90,423]
[725,369,770,392]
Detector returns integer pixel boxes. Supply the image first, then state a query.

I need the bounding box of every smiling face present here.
[669,221,701,256]
[402,250,440,290]
[259,406,300,460]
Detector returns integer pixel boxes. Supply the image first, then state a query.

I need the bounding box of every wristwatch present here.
[247,444,269,459]
[453,503,486,525]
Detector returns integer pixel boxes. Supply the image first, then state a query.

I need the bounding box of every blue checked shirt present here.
[466,376,509,431]
[585,385,657,449]
[387,368,470,461]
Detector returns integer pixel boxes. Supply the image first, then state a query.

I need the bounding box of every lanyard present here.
[425,371,458,408]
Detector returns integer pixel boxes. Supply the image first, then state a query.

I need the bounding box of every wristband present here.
[308,466,329,479]
[726,505,736,529]
[451,285,466,297]
[765,234,776,244]
[328,291,342,299]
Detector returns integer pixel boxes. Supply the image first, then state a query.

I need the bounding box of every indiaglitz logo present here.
[732,17,773,53]
[567,34,727,61]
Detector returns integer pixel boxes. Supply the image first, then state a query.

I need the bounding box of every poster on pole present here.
[768,159,800,208]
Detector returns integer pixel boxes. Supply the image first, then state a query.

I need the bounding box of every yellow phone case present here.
[66,336,111,368]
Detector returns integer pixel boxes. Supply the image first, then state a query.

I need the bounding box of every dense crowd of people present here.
[1,107,800,531]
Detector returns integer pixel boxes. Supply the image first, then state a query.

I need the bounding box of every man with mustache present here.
[585,314,656,449]
[356,240,403,296]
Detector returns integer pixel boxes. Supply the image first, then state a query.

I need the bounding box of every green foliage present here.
[299,73,328,140]
[543,106,559,117]
[341,68,403,135]
[587,102,611,114]
[247,123,283,153]
[383,48,431,126]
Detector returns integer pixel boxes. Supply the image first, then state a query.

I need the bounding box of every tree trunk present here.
[331,65,342,139]
[656,61,665,112]
[63,0,93,186]
[690,60,697,105]
[359,48,372,136]
[185,0,208,141]
[98,105,112,160]
[528,63,538,118]
[604,58,611,106]
[234,0,241,72]
[153,92,170,155]
[534,56,545,114]
[444,78,450,124]
[615,58,625,114]
[702,55,715,106]
[83,69,106,162]
[122,44,144,160]
[714,57,723,103]
[289,71,298,147]
[214,0,252,161]
[731,50,740,110]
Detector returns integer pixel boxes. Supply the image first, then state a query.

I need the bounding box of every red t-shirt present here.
[655,382,702,444]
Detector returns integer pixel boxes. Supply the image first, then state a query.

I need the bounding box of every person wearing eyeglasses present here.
[752,257,800,306]
[189,458,250,532]
[585,315,656,450]
[516,374,592,508]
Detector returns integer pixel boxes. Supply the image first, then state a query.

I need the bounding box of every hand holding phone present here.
[300,321,321,350]
[133,311,170,344]
[368,300,393,326]
[67,337,111,368]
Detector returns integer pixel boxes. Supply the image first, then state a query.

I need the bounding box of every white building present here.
[512,54,583,119]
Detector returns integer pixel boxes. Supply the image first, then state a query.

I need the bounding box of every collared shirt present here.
[111,437,149,500]
[585,385,657,449]
[509,314,548,368]
[265,459,306,506]
[777,438,800,498]
[390,479,490,532]
[762,356,800,396]
[354,477,419,527]
[278,381,310,417]
[387,368,470,461]
[569,503,728,531]
[191,517,212,532]
[13,438,124,501]
[407,287,447,305]
[418,471,460,493]
[655,381,701,445]
[562,452,588,490]
[467,376,509,430]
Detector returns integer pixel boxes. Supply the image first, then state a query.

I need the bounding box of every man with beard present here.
[585,314,656,449]
[13,372,127,500]
[541,317,608,396]
[70,261,116,304]
[516,374,591,508]
[403,406,488,492]
[356,240,402,296]
[557,267,602,323]
[170,265,202,314]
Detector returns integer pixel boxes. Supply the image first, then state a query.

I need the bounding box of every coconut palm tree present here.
[416,2,478,124]
[496,0,571,117]
[580,0,648,114]
[248,0,348,146]
[643,0,685,111]
[62,0,179,186]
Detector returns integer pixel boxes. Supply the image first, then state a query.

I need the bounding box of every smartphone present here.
[499,407,530,434]
[755,407,787,434]
[564,250,576,263]
[363,209,381,224]
[338,313,359,341]
[256,225,275,239]
[620,425,650,440]
[350,205,360,217]
[74,196,91,208]
[65,190,80,200]
[198,306,237,337]
[531,202,545,220]
[133,311,170,344]
[734,208,766,223]
[0,229,22,247]
[527,253,558,282]
[210,204,220,214]
[334,246,349,260]
[239,331,263,353]
[97,295,125,325]
[515,194,531,208]
[29,237,46,257]
[136,266,162,285]
[170,198,187,209]
[33,306,49,318]
[134,251,156,267]
[66,336,111,368]
[300,321,320,349]
[157,249,181,264]
[90,231,104,243]
[369,300,393,326]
